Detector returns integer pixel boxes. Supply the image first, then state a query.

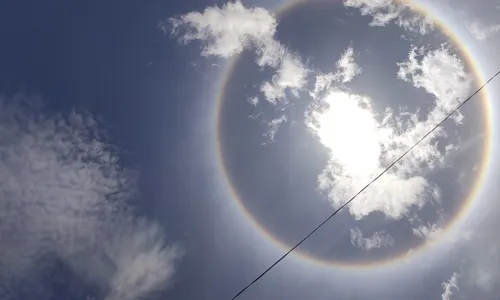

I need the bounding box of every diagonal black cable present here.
[231,69,500,300]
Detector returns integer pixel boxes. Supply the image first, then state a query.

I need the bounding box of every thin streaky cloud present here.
[412,223,443,241]
[344,0,435,34]
[441,272,460,300]
[262,114,288,144]
[335,46,362,83]
[309,46,361,99]
[350,228,394,250]
[247,96,259,106]
[0,95,181,300]
[467,21,500,41]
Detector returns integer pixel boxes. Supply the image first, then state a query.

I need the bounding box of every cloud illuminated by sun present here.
[307,91,381,177]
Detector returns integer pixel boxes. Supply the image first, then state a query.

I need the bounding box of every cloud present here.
[350,228,394,250]
[247,96,259,106]
[310,46,361,99]
[458,204,500,295]
[305,89,440,219]
[260,53,308,105]
[310,73,338,99]
[168,1,308,105]
[442,134,485,169]
[335,46,362,83]
[344,0,435,34]
[467,21,500,41]
[397,44,472,115]
[306,90,440,219]
[383,44,472,171]
[307,91,381,176]
[305,44,471,219]
[420,189,500,299]
[169,2,473,221]
[262,115,288,144]
[0,95,181,299]
[166,1,276,58]
[441,272,460,300]
[412,223,443,241]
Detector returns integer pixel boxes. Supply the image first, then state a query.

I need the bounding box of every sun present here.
[308,90,383,178]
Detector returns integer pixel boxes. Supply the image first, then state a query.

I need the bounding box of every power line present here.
[231,68,500,300]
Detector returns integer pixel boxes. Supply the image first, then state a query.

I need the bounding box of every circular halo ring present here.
[214,0,493,270]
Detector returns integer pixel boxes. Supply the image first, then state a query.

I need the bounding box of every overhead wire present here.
[231,68,500,300]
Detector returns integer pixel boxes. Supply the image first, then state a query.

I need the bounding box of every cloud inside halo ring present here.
[209,0,493,269]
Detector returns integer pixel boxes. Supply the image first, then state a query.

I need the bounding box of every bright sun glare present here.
[309,91,382,177]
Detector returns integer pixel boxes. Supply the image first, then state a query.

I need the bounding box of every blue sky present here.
[1,0,500,299]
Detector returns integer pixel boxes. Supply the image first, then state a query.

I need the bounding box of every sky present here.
[0,0,500,299]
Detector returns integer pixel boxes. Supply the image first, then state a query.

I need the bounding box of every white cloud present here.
[167,1,276,58]
[335,47,362,83]
[306,44,471,219]
[308,91,381,176]
[309,46,361,99]
[262,115,288,143]
[383,44,472,171]
[0,95,181,299]
[247,96,259,106]
[412,223,443,241]
[350,228,394,250]
[306,90,439,219]
[441,272,460,300]
[345,0,401,27]
[168,1,308,105]
[310,73,338,99]
[397,44,472,115]
[467,21,500,41]
[260,53,309,105]
[344,0,435,34]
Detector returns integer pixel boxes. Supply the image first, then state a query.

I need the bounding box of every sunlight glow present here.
[309,91,382,177]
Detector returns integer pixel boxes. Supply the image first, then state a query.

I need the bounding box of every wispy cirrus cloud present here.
[247,96,259,106]
[335,46,362,83]
[0,95,181,300]
[310,46,361,99]
[344,0,435,34]
[455,203,500,296]
[262,114,288,144]
[350,228,394,250]
[441,272,460,300]
[467,21,500,41]
[412,223,443,241]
